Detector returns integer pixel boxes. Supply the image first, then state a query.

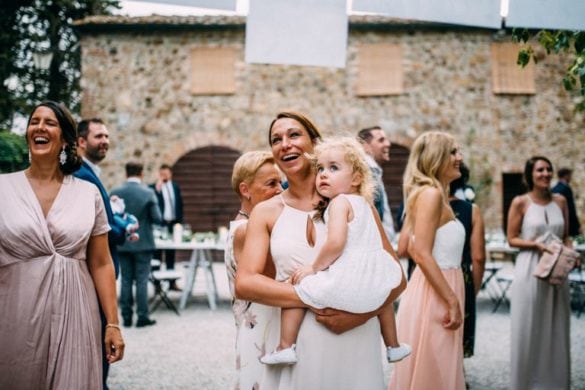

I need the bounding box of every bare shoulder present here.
[510,194,528,211]
[471,203,483,215]
[552,193,567,208]
[416,186,442,206]
[249,194,284,223]
[329,194,352,209]
[233,222,248,242]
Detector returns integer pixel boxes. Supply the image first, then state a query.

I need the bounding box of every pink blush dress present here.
[388,219,466,390]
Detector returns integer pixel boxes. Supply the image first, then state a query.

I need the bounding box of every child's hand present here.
[291,265,315,284]
[127,232,140,242]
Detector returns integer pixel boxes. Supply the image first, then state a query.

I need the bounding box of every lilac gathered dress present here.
[0,171,109,389]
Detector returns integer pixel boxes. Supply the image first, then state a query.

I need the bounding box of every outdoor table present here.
[155,239,224,311]
[486,242,519,262]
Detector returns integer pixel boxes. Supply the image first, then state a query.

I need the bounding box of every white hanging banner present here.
[507,0,585,30]
[134,0,237,11]
[245,0,348,68]
[352,0,502,29]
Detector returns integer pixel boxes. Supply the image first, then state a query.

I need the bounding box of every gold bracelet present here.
[105,323,121,330]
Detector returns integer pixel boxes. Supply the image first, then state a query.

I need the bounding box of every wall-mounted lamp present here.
[32,50,53,71]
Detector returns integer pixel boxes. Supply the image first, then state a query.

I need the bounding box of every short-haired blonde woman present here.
[389,131,465,390]
[224,151,283,389]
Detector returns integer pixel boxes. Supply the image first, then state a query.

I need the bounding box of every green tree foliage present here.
[0,0,34,127]
[0,0,120,128]
[0,130,28,173]
[514,29,585,111]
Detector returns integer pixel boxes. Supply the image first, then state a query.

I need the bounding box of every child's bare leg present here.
[279,307,306,350]
[378,300,399,348]
[379,294,411,362]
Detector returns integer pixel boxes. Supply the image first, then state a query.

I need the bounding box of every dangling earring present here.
[28,149,31,163]
[59,146,67,166]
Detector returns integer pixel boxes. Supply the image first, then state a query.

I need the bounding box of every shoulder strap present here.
[279,193,287,207]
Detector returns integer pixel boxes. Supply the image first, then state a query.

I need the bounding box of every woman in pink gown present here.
[389,131,465,390]
[236,112,406,389]
[0,102,124,389]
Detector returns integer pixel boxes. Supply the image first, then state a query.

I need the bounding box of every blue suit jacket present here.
[74,161,124,277]
[552,181,581,237]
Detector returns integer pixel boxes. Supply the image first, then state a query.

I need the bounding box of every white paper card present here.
[135,0,237,11]
[352,0,502,29]
[245,0,348,68]
[507,0,585,30]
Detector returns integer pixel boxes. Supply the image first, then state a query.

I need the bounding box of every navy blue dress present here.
[450,199,475,357]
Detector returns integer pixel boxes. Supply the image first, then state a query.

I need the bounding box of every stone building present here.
[75,15,584,233]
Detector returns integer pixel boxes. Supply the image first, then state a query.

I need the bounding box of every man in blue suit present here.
[552,167,581,237]
[151,164,183,290]
[75,118,126,390]
[112,162,162,328]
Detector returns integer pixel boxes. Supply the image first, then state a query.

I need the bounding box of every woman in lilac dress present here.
[0,102,124,389]
[507,156,571,389]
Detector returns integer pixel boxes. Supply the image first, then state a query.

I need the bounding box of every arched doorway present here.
[172,145,241,234]
[381,143,410,229]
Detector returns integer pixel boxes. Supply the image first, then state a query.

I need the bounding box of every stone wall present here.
[77,16,585,229]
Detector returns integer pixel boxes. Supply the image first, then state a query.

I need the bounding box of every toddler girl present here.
[111,195,139,242]
[260,137,410,365]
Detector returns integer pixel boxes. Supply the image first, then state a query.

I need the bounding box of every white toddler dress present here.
[294,194,403,313]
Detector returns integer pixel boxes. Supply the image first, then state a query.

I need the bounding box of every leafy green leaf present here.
[575,32,585,53]
[0,130,28,173]
[517,49,531,67]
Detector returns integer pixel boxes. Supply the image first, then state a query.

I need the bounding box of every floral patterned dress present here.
[225,219,273,390]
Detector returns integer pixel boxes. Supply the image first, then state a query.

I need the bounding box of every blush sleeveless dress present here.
[295,194,402,313]
[510,196,570,389]
[389,219,466,390]
[0,172,109,389]
[262,194,385,389]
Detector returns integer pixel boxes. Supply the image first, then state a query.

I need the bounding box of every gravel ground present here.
[108,263,585,389]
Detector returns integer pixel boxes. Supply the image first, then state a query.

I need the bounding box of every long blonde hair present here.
[403,131,456,227]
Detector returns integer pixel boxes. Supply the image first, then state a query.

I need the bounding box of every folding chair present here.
[480,262,504,302]
[149,259,182,316]
[492,273,514,313]
[569,270,585,318]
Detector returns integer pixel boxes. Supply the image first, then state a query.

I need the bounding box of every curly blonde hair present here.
[311,137,375,219]
[403,131,456,227]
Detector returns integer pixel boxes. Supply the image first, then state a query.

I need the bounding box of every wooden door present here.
[172,146,241,233]
[502,172,526,233]
[381,143,410,229]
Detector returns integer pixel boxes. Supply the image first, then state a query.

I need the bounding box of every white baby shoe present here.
[387,343,412,363]
[260,344,298,365]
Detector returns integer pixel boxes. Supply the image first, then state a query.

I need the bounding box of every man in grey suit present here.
[111,162,162,328]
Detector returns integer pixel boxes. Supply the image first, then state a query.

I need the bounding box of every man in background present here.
[358,126,396,241]
[151,164,183,290]
[552,167,581,237]
[112,162,162,328]
[75,118,126,390]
